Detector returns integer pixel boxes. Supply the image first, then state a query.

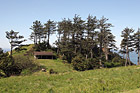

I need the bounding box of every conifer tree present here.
[98,16,115,65]
[44,19,56,48]
[85,15,98,58]
[120,27,134,66]
[30,20,43,45]
[57,18,73,62]
[73,15,85,54]
[133,28,140,65]
[6,30,26,56]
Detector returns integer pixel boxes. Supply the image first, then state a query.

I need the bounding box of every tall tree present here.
[56,19,72,54]
[30,20,43,45]
[133,28,140,65]
[73,15,85,54]
[98,16,114,65]
[56,18,74,62]
[120,27,134,66]
[85,15,98,58]
[6,30,26,56]
[56,21,63,54]
[44,19,56,48]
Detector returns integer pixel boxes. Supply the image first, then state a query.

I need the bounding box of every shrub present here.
[0,55,22,77]
[112,56,121,63]
[87,58,100,69]
[104,62,122,68]
[103,56,124,68]
[49,69,57,74]
[34,42,48,51]
[14,55,36,69]
[71,56,100,71]
[119,59,126,66]
[13,55,40,75]
[71,55,87,71]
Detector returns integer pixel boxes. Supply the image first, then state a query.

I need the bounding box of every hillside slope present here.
[0,59,140,93]
[0,45,140,93]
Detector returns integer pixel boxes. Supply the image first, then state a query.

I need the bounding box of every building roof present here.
[34,51,54,56]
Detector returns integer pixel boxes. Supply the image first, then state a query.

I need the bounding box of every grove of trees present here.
[0,14,140,75]
[29,15,123,70]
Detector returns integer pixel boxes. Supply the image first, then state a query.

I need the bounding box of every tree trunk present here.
[39,36,41,44]
[105,47,108,61]
[128,53,131,65]
[86,54,88,59]
[99,42,102,67]
[105,53,108,61]
[125,46,128,66]
[57,35,60,54]
[90,49,93,58]
[138,50,140,65]
[35,34,37,44]
[47,33,50,47]
[10,45,12,56]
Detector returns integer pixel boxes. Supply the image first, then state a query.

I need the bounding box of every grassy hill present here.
[0,45,140,93]
[0,59,140,93]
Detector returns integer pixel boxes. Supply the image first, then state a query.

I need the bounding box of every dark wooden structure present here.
[34,51,54,59]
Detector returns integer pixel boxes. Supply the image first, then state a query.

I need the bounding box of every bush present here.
[49,69,57,74]
[14,55,36,69]
[103,56,124,68]
[104,62,122,68]
[71,56,100,71]
[71,55,87,71]
[13,55,40,75]
[87,58,100,69]
[0,55,22,77]
[119,59,126,66]
[112,56,121,63]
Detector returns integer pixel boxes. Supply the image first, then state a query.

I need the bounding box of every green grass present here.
[0,59,140,93]
[37,59,73,73]
[1,45,140,92]
[122,88,140,93]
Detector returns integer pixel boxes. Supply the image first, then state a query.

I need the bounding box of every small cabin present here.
[34,51,55,59]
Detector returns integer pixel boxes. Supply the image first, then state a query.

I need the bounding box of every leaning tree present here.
[98,16,116,66]
[6,30,26,56]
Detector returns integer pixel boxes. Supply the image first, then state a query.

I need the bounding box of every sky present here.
[0,0,140,50]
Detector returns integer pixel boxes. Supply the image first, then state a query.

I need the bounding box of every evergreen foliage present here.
[120,27,134,66]
[133,28,140,65]
[6,30,26,56]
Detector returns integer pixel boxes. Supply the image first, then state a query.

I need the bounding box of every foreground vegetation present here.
[0,45,139,92]
[0,59,140,93]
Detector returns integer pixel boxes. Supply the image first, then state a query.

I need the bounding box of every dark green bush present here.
[71,55,87,71]
[119,59,126,66]
[112,56,121,63]
[103,56,123,68]
[72,56,100,71]
[104,62,122,68]
[0,55,22,77]
[14,55,36,69]
[13,55,41,75]
[87,58,100,69]
[49,69,57,74]
[34,42,48,51]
